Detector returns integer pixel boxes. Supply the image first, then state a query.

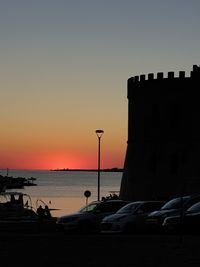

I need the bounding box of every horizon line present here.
[0,167,124,172]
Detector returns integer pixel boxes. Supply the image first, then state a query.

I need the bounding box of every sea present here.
[0,169,123,217]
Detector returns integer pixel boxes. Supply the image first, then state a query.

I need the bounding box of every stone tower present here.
[120,65,200,201]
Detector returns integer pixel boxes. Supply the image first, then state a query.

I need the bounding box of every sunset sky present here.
[0,0,200,170]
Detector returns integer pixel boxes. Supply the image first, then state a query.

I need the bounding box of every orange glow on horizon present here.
[0,149,124,170]
[0,131,126,170]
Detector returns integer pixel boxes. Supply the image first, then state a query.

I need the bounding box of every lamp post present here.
[95,129,104,201]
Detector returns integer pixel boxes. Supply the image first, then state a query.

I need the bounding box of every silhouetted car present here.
[100,201,165,234]
[146,195,200,232]
[56,199,130,233]
[163,201,200,234]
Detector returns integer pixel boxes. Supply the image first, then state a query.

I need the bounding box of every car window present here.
[185,196,200,209]
[161,196,190,210]
[96,203,113,212]
[116,203,140,214]
[141,202,164,213]
[187,201,200,212]
[96,201,127,213]
[79,203,98,212]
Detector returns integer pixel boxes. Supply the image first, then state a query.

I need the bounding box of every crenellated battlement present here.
[120,64,200,201]
[129,65,200,83]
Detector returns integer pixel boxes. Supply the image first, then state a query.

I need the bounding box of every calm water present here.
[0,169,122,217]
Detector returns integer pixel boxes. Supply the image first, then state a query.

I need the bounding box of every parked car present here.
[163,201,200,234]
[100,201,165,234]
[56,199,130,233]
[146,194,200,232]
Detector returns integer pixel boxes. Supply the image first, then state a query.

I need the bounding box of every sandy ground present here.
[0,232,200,267]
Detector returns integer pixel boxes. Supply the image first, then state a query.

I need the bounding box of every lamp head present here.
[95,129,104,138]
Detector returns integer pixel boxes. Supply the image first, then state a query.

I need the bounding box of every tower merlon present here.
[129,65,200,84]
[157,72,164,79]
[120,65,200,201]
[167,72,174,79]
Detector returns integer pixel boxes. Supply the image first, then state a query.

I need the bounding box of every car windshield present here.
[187,202,200,213]
[79,202,99,213]
[116,202,140,214]
[161,196,190,210]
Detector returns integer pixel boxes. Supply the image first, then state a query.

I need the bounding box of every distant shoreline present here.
[50,168,123,172]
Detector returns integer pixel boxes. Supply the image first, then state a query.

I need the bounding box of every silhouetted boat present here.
[0,192,57,232]
[0,191,36,218]
[0,175,37,191]
[23,177,37,186]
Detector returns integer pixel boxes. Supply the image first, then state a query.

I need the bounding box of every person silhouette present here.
[10,194,16,204]
[44,205,51,218]
[37,205,45,219]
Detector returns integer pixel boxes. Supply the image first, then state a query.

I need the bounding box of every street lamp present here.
[95,129,104,201]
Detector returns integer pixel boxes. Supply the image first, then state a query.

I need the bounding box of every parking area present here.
[1,232,200,266]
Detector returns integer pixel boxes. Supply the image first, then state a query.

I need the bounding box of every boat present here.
[0,175,37,191]
[0,191,57,232]
[0,191,36,218]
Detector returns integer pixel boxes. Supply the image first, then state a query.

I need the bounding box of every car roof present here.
[102,199,129,202]
[124,200,165,206]
[125,200,165,204]
[88,199,129,205]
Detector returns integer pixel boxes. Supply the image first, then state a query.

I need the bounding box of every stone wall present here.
[120,65,200,201]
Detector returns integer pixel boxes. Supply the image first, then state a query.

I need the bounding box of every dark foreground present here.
[0,232,200,267]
